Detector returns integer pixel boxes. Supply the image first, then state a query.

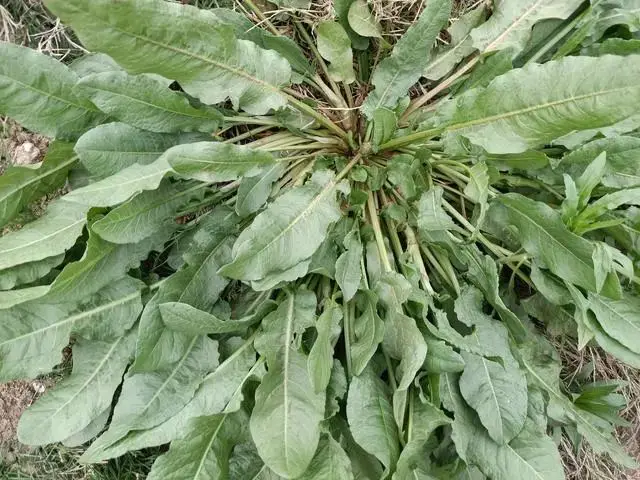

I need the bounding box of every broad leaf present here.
[348,1,382,38]
[317,22,355,84]
[335,229,363,302]
[362,0,452,116]
[588,293,640,354]
[220,171,343,282]
[0,42,106,138]
[18,331,135,445]
[77,71,223,133]
[235,164,285,218]
[442,56,640,154]
[308,299,342,393]
[0,255,64,291]
[298,434,354,480]
[416,186,457,232]
[46,0,291,114]
[350,290,385,376]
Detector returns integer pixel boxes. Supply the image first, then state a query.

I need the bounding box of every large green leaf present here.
[347,365,400,472]
[147,412,247,480]
[75,123,203,179]
[588,293,640,354]
[350,290,385,376]
[0,277,143,381]
[362,0,452,116]
[77,72,222,133]
[298,434,354,480]
[0,255,64,291]
[442,56,640,154]
[335,230,363,302]
[441,374,565,480]
[45,0,291,114]
[0,142,76,228]
[82,337,257,462]
[470,0,582,57]
[17,331,135,445]
[0,42,106,139]
[308,299,342,393]
[317,22,355,84]
[235,163,285,218]
[220,171,343,282]
[165,142,275,183]
[489,193,619,296]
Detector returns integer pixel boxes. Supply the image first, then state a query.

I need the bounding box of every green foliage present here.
[1,0,640,478]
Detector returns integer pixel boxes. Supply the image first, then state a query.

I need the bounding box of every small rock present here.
[12,142,40,165]
[31,382,45,394]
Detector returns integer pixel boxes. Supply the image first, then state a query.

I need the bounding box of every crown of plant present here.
[1,0,640,478]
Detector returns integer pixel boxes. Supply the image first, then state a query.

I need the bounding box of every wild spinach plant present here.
[1,0,640,478]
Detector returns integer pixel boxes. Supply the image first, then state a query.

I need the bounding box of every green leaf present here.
[147,412,247,480]
[92,181,202,244]
[298,434,354,480]
[308,299,342,393]
[82,337,257,462]
[470,0,582,57]
[371,108,398,147]
[235,164,285,218]
[335,0,369,50]
[347,365,400,472]
[251,349,325,478]
[362,0,452,116]
[0,277,143,381]
[0,141,76,228]
[588,293,640,355]
[317,21,355,84]
[46,0,292,114]
[159,301,275,335]
[463,161,489,228]
[0,42,106,139]
[165,141,275,183]
[424,7,485,80]
[348,0,382,38]
[441,374,565,480]
[350,290,385,376]
[443,56,640,154]
[220,171,343,282]
[62,407,110,448]
[520,339,637,468]
[75,123,202,179]
[416,186,457,232]
[489,193,620,296]
[17,331,135,445]
[77,72,223,133]
[335,230,363,302]
[271,0,311,8]
[0,255,64,291]
[423,335,465,373]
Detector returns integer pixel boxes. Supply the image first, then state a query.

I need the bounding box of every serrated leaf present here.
[442,56,640,154]
[147,412,246,480]
[335,230,363,302]
[424,7,485,80]
[348,1,382,38]
[350,290,384,376]
[0,277,143,381]
[317,21,355,84]
[75,123,203,179]
[235,163,285,218]
[46,0,291,114]
[92,181,202,244]
[165,141,275,183]
[489,193,620,296]
[251,349,325,478]
[362,0,452,116]
[18,331,135,445]
[0,141,76,228]
[308,299,342,393]
[0,42,106,139]
[470,0,582,57]
[220,172,342,282]
[159,301,275,335]
[77,71,223,133]
[82,337,257,462]
[441,374,565,480]
[347,365,400,472]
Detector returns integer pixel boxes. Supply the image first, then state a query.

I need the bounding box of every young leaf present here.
[335,229,363,302]
[77,71,223,133]
[0,141,76,228]
[235,163,285,218]
[17,331,135,445]
[371,108,398,147]
[347,365,400,472]
[164,142,275,183]
[470,0,582,57]
[442,56,640,154]
[46,0,292,114]
[147,412,247,480]
[220,171,342,282]
[317,22,356,84]
[0,42,106,139]
[308,299,343,393]
[362,0,452,116]
[348,0,382,38]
